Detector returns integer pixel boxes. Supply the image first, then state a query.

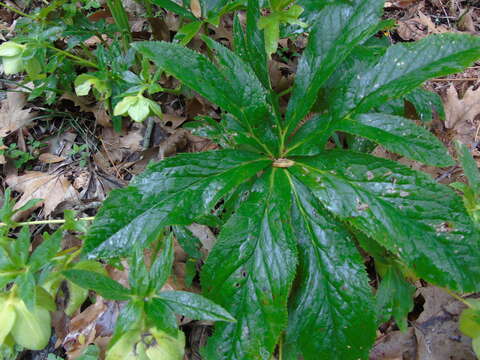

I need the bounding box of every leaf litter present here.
[0,91,37,137]
[6,171,79,220]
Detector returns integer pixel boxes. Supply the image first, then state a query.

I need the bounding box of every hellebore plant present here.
[82,0,480,359]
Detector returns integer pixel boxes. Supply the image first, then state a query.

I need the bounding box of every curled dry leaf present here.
[384,0,419,8]
[6,171,79,219]
[0,92,37,137]
[0,142,6,164]
[163,114,187,130]
[39,153,66,164]
[444,84,480,146]
[190,0,201,18]
[458,10,476,33]
[64,299,119,359]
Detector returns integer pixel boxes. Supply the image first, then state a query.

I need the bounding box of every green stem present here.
[0,1,35,20]
[162,86,182,95]
[278,335,283,360]
[278,86,292,98]
[106,0,132,51]
[0,216,95,228]
[44,44,99,69]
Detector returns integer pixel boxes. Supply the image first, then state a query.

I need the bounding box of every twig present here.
[0,217,95,228]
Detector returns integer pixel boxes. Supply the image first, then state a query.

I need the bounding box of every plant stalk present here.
[45,44,99,69]
[0,216,95,228]
[0,1,35,20]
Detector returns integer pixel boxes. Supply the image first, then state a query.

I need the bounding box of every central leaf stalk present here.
[273,158,295,168]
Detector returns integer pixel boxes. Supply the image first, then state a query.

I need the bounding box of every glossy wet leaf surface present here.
[285,175,376,360]
[201,170,297,359]
[84,150,270,258]
[290,150,480,292]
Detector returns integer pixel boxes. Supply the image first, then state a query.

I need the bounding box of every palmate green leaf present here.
[28,230,62,272]
[132,42,236,117]
[334,113,454,166]
[84,150,270,258]
[284,174,376,360]
[133,40,271,132]
[201,35,279,151]
[375,265,415,332]
[329,33,480,118]
[201,169,297,359]
[157,291,235,322]
[289,150,480,292]
[233,0,270,89]
[284,0,385,135]
[63,269,131,301]
[296,0,338,23]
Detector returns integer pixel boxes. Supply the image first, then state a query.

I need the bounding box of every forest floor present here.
[0,0,479,359]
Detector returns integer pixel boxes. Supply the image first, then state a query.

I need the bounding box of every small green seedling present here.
[63,234,234,360]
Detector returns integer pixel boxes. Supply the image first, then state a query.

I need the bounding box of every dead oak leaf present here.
[0,92,37,137]
[190,0,201,18]
[444,84,480,145]
[6,171,79,218]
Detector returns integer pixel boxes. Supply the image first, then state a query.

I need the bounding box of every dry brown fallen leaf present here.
[0,92,37,137]
[444,84,480,145]
[414,286,475,360]
[458,9,476,33]
[370,328,416,360]
[397,11,450,41]
[385,0,419,8]
[0,142,6,164]
[190,0,201,18]
[39,153,66,164]
[6,171,79,219]
[64,298,118,359]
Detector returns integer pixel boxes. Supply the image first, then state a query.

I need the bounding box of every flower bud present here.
[10,300,51,350]
[145,329,185,360]
[0,42,26,75]
[106,330,142,360]
[0,296,16,345]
